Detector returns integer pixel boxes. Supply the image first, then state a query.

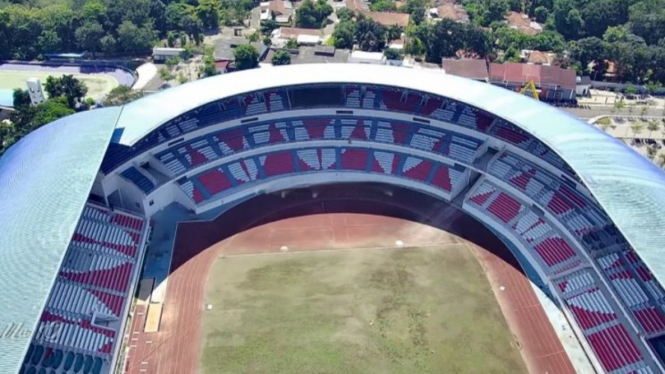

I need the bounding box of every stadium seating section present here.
[101,85,572,180]
[178,148,467,204]
[94,82,665,373]
[22,204,147,374]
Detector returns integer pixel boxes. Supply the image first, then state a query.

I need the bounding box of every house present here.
[271,27,323,47]
[260,0,293,24]
[526,50,549,65]
[288,46,351,64]
[348,51,387,65]
[576,76,592,97]
[213,38,269,65]
[152,47,185,62]
[441,59,488,82]
[429,3,469,23]
[363,11,410,27]
[506,11,542,35]
[489,62,577,101]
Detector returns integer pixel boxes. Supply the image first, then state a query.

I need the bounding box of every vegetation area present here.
[201,247,526,374]
[329,0,665,86]
[0,76,136,155]
[0,0,256,59]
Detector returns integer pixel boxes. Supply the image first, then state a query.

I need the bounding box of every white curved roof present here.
[3,64,665,373]
[115,64,665,289]
[0,107,121,374]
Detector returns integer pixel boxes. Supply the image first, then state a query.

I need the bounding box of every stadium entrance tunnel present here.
[168,182,548,299]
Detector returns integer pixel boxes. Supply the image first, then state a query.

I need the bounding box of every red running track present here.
[124,187,576,374]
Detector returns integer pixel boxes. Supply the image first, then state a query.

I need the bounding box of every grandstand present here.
[2,64,665,374]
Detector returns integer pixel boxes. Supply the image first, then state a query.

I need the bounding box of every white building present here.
[152,47,185,62]
[26,78,46,106]
[347,51,386,65]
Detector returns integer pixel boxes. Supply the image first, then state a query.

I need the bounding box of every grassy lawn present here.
[201,246,527,374]
[0,70,118,99]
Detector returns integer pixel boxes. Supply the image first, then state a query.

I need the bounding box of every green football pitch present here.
[0,70,119,100]
[200,246,528,374]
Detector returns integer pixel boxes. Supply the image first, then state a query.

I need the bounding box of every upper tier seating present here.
[380,90,421,113]
[227,158,261,184]
[430,164,464,192]
[340,148,369,170]
[293,118,336,141]
[147,116,484,179]
[120,167,155,193]
[242,93,268,116]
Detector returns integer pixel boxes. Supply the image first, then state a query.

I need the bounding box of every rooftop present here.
[489,62,576,90]
[213,37,268,61]
[434,3,469,22]
[506,11,542,35]
[276,27,322,39]
[362,11,410,27]
[290,46,351,64]
[441,59,488,81]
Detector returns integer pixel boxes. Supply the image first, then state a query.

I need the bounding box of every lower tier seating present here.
[182,147,468,205]
[465,181,583,274]
[23,203,147,374]
[555,270,653,373]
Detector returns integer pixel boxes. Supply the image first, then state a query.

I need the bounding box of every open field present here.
[0,70,118,99]
[200,246,527,374]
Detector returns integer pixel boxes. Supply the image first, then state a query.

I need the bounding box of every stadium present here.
[2,63,665,374]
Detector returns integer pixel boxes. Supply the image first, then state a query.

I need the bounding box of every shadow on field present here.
[170,183,527,283]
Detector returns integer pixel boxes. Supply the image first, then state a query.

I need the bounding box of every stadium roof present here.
[115,63,665,290]
[3,65,665,373]
[0,107,120,374]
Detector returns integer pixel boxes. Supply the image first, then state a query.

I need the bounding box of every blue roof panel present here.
[0,107,120,374]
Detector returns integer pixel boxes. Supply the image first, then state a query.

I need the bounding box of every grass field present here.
[0,70,118,99]
[200,246,527,374]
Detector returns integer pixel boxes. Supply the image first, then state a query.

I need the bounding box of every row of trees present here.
[1,78,145,155]
[0,0,257,60]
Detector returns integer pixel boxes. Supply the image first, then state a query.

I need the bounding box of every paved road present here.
[562,106,665,120]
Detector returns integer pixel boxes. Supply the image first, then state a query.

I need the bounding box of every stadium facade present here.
[2,64,665,374]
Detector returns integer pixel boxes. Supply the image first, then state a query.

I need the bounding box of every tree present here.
[332,21,355,49]
[197,0,220,30]
[534,6,548,23]
[102,85,144,106]
[75,21,104,56]
[569,37,605,72]
[233,44,259,70]
[200,54,218,77]
[165,56,182,69]
[647,145,658,160]
[641,106,649,116]
[628,103,635,114]
[614,99,625,112]
[100,34,117,54]
[117,20,157,54]
[159,67,174,81]
[177,72,188,84]
[603,25,628,43]
[647,120,660,133]
[355,14,387,52]
[371,0,396,12]
[272,50,291,65]
[336,7,355,22]
[286,38,299,49]
[553,0,583,40]
[44,75,88,109]
[658,153,665,168]
[630,121,644,136]
[629,0,665,46]
[12,89,31,109]
[384,48,401,60]
[296,0,333,28]
[38,30,63,53]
